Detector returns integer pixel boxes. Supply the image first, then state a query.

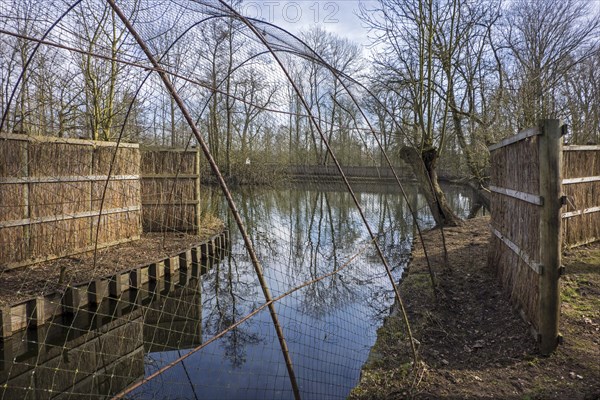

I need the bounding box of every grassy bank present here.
[350,216,600,400]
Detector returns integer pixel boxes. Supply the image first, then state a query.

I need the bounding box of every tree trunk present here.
[400,146,462,227]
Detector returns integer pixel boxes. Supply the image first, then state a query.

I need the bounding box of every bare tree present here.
[501,0,600,128]
[360,0,464,226]
[297,26,364,166]
[561,54,600,144]
[75,0,140,141]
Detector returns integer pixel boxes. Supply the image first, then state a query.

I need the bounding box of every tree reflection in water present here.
[137,183,481,399]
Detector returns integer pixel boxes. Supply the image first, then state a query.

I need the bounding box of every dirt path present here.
[351,216,600,400]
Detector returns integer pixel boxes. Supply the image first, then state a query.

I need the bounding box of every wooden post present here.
[22,140,31,260]
[0,307,12,338]
[538,119,563,355]
[195,148,201,235]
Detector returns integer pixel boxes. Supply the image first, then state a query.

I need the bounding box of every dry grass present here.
[0,139,24,176]
[488,233,540,329]
[351,217,600,400]
[94,146,139,175]
[29,142,92,176]
[563,148,600,179]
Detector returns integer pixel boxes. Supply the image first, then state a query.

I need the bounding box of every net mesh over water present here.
[0,1,481,398]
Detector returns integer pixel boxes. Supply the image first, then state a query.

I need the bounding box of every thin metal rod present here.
[103,2,301,399]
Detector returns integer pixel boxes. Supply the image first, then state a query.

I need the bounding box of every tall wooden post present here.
[538,119,563,355]
[195,148,201,236]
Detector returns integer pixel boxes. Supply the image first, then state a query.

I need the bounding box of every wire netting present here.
[0,1,484,398]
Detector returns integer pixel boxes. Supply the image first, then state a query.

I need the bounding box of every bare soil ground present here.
[0,222,224,307]
[350,216,600,400]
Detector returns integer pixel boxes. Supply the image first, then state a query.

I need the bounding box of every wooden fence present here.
[140,147,200,233]
[287,164,413,181]
[562,146,600,247]
[0,133,141,270]
[488,120,563,355]
[488,120,600,355]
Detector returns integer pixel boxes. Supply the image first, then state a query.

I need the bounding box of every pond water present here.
[134,182,481,399]
[0,182,482,400]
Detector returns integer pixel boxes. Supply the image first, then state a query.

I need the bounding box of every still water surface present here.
[0,183,480,399]
[134,183,480,399]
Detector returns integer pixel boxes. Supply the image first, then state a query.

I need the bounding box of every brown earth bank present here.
[350,216,600,400]
[0,219,224,307]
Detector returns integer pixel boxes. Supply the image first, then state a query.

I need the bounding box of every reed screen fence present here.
[488,120,600,355]
[140,147,201,234]
[0,133,141,270]
[561,146,600,247]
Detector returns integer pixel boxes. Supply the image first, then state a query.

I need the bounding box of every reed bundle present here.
[562,148,600,247]
[489,135,542,331]
[140,148,200,233]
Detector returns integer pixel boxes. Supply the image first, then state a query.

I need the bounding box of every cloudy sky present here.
[239,1,378,51]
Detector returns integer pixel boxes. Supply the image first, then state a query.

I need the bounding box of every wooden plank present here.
[490,226,543,275]
[63,285,88,313]
[22,139,31,262]
[109,274,123,298]
[140,146,198,152]
[488,127,541,151]
[129,268,142,289]
[0,175,139,184]
[564,236,600,248]
[490,185,544,205]
[166,256,179,273]
[89,279,109,305]
[140,266,150,285]
[10,303,27,332]
[562,176,600,185]
[0,132,139,148]
[141,200,200,205]
[563,145,600,151]
[42,294,62,323]
[0,206,141,228]
[149,261,165,281]
[120,272,130,293]
[27,297,46,326]
[141,174,198,179]
[0,307,12,338]
[195,149,201,235]
[562,206,600,219]
[180,249,192,270]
